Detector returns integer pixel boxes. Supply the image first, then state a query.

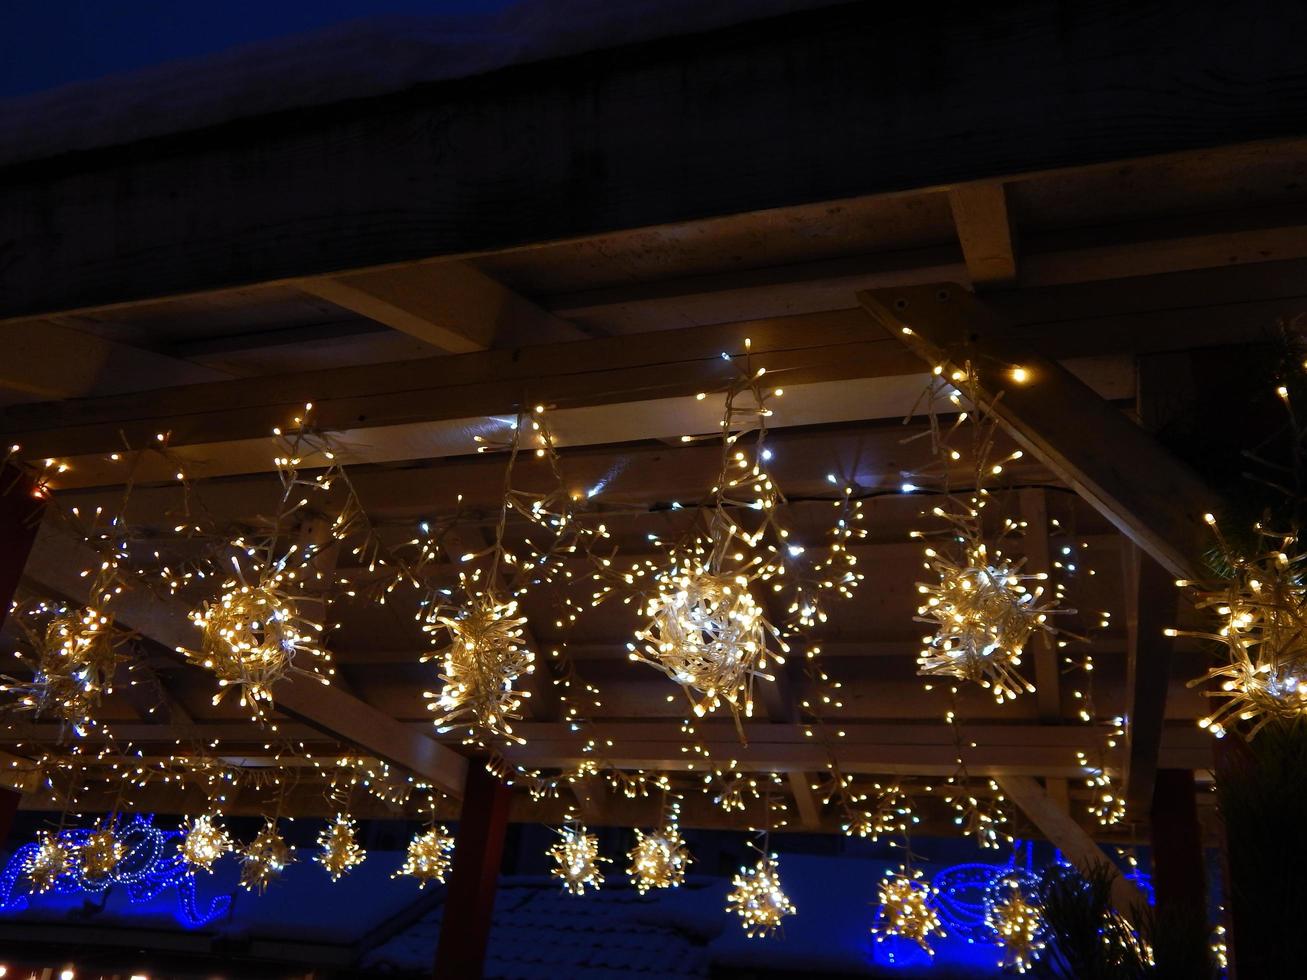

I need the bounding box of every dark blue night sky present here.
[0,0,518,98]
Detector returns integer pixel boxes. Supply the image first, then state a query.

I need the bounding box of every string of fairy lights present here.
[0,336,1289,962]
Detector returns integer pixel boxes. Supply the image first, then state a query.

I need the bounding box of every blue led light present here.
[0,814,230,928]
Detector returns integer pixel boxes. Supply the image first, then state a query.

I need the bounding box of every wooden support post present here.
[299,262,587,352]
[1121,543,1181,813]
[997,774,1148,921]
[1149,769,1207,965]
[434,764,512,980]
[0,463,44,630]
[859,283,1223,582]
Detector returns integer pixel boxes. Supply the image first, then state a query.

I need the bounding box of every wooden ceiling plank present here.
[859,283,1223,582]
[299,262,587,353]
[948,183,1017,285]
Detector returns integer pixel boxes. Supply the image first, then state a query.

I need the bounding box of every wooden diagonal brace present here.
[858,283,1222,582]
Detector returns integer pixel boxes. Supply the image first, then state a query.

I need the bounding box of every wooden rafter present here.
[997,774,1148,919]
[859,282,1223,582]
[948,183,1017,285]
[299,261,587,353]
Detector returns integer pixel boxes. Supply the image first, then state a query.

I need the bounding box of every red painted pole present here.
[433,764,512,979]
[0,462,44,631]
[1150,768,1209,974]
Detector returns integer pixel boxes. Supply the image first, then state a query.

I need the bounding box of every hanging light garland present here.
[424,594,535,744]
[179,813,232,873]
[1176,527,1307,738]
[909,366,1067,704]
[627,823,692,894]
[24,830,71,893]
[727,845,796,938]
[873,867,945,955]
[395,825,455,888]
[986,876,1045,973]
[241,819,294,893]
[549,824,607,895]
[315,813,366,881]
[627,343,807,730]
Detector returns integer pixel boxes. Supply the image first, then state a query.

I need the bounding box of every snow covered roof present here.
[0,0,844,167]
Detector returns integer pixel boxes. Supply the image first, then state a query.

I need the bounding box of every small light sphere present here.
[315,814,366,881]
[727,850,796,938]
[549,826,608,895]
[394,826,455,888]
[873,868,945,955]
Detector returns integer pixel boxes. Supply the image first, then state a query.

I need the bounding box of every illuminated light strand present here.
[0,816,230,929]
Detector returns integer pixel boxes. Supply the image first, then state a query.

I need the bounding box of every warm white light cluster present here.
[3,604,128,733]
[987,879,1044,973]
[186,569,333,719]
[424,595,535,743]
[395,826,455,888]
[240,820,294,893]
[24,830,71,893]
[873,868,945,955]
[632,544,785,721]
[315,814,366,881]
[1177,535,1307,738]
[79,825,125,879]
[180,813,233,873]
[727,851,796,938]
[916,543,1054,702]
[626,825,692,893]
[549,826,608,895]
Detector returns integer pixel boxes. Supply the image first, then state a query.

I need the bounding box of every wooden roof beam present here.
[299,261,588,353]
[859,283,1224,582]
[949,183,1017,285]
